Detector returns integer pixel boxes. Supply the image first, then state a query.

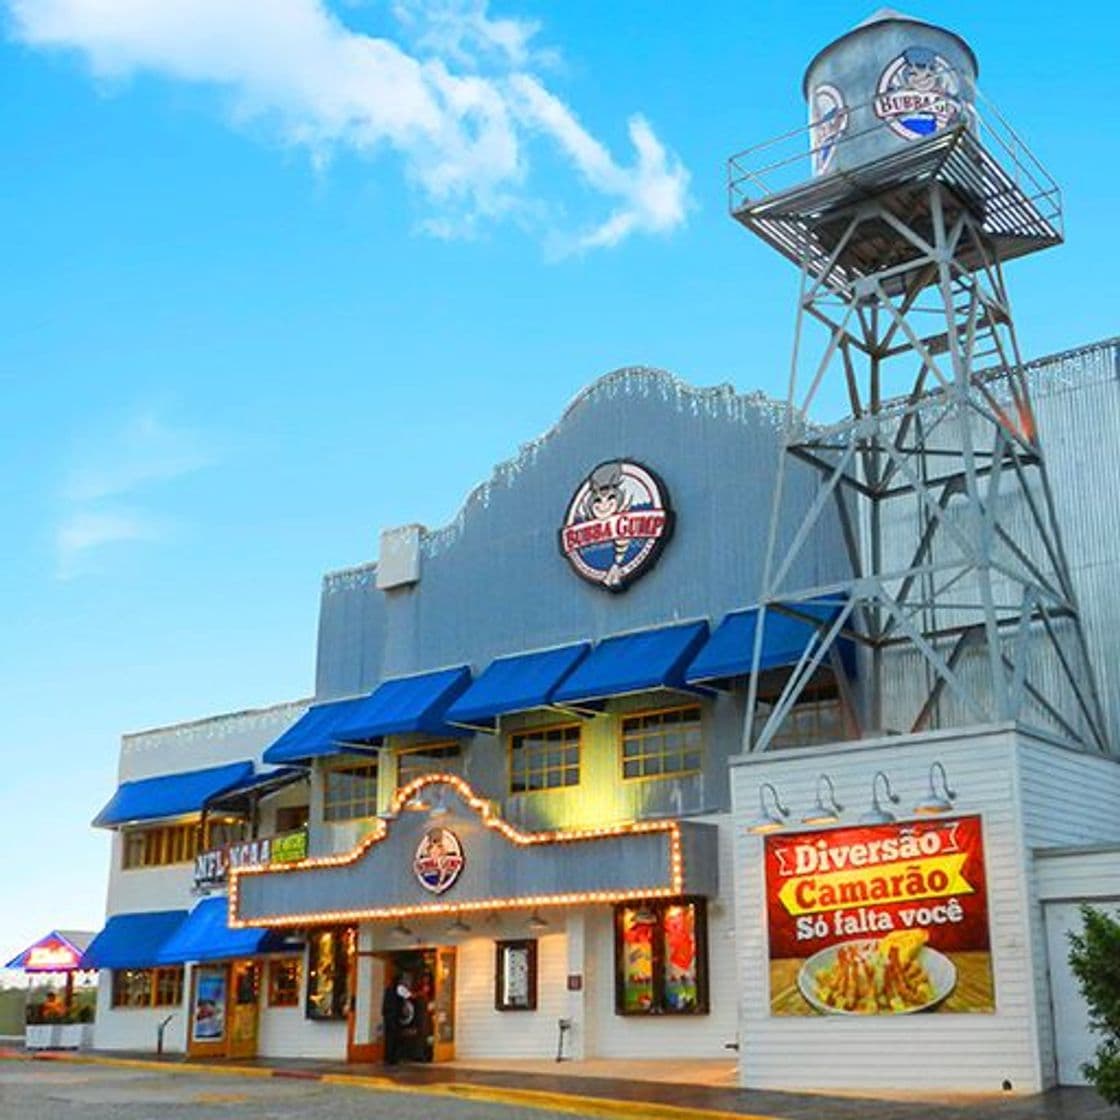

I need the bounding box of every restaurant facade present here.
[79,335,1120,1092]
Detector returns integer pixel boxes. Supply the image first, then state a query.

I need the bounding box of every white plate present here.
[796,938,957,1016]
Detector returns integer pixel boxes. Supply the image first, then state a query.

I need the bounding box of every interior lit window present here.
[620,706,703,781]
[509,724,581,794]
[756,695,843,749]
[323,763,379,822]
[268,958,302,1007]
[397,742,464,790]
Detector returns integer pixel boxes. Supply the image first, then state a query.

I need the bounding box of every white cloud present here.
[5,0,690,252]
[55,509,167,578]
[63,410,217,502]
[53,407,216,577]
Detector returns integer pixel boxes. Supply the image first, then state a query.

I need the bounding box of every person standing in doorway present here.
[382,970,414,1065]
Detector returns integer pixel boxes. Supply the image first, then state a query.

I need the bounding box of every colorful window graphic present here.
[192,967,227,1041]
[306,927,352,1020]
[615,899,708,1015]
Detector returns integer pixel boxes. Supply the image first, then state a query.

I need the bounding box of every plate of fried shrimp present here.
[797,930,956,1015]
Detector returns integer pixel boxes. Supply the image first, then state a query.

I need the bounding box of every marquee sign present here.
[559,460,673,592]
[413,827,465,894]
[764,815,994,1016]
[25,943,80,971]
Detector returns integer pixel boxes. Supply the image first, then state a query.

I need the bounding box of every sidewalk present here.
[4,1047,1113,1120]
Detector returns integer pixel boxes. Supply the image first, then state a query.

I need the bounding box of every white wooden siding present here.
[453,929,569,1060]
[730,726,1046,1092]
[1019,742,1120,1086]
[92,977,187,1054]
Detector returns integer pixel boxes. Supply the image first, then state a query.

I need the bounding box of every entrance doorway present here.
[187,959,260,1059]
[348,946,457,1064]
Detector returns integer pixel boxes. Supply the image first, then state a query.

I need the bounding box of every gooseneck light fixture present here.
[446,915,471,935]
[802,774,844,826]
[390,921,414,942]
[526,910,550,932]
[860,770,900,825]
[748,782,790,834]
[914,761,957,815]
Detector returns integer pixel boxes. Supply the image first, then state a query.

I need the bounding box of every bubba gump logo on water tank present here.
[874,46,964,139]
[413,827,465,894]
[558,460,674,592]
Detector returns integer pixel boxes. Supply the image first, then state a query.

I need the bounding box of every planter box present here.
[25,1023,93,1050]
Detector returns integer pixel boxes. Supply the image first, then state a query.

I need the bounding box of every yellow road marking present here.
[20,1051,778,1120]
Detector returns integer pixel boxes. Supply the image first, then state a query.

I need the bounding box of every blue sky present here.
[1,0,1117,968]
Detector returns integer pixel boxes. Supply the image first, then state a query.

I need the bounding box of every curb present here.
[3,1049,776,1120]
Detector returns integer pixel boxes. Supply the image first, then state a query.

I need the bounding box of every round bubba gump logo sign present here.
[874,46,963,139]
[559,460,673,592]
[413,827,464,894]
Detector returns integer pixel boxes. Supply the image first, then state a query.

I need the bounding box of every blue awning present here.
[329,666,472,743]
[156,898,296,965]
[262,696,377,765]
[685,597,849,684]
[446,644,591,729]
[552,621,709,706]
[93,760,256,828]
[80,910,187,970]
[206,766,307,807]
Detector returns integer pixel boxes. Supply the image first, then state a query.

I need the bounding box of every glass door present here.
[432,947,456,1063]
[227,960,260,1059]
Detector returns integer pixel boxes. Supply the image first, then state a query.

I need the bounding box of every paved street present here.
[0,1063,598,1120]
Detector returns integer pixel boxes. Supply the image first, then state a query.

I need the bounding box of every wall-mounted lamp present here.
[390,921,414,942]
[748,782,790,834]
[527,910,549,932]
[802,774,844,826]
[860,770,900,825]
[446,915,471,935]
[914,761,957,815]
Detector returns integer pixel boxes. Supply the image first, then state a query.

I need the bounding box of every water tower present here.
[729,10,1109,752]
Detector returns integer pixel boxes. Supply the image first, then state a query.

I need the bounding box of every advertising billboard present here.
[764,814,994,1015]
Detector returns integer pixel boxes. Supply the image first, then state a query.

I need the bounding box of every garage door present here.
[1043,900,1120,1086]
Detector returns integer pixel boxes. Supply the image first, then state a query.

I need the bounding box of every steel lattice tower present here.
[729,83,1109,753]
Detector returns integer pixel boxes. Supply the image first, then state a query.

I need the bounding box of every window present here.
[615,899,708,1016]
[397,742,463,790]
[323,763,379,822]
[495,940,538,1011]
[509,724,581,793]
[275,804,310,833]
[756,695,843,750]
[305,927,352,1020]
[111,967,184,1008]
[121,823,203,870]
[268,958,302,1007]
[621,706,702,781]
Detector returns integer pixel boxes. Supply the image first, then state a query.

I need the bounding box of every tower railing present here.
[727,89,1063,245]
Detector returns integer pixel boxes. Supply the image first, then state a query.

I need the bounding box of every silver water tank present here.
[804,8,978,176]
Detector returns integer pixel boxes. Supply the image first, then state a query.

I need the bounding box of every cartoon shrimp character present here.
[579,461,631,588]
